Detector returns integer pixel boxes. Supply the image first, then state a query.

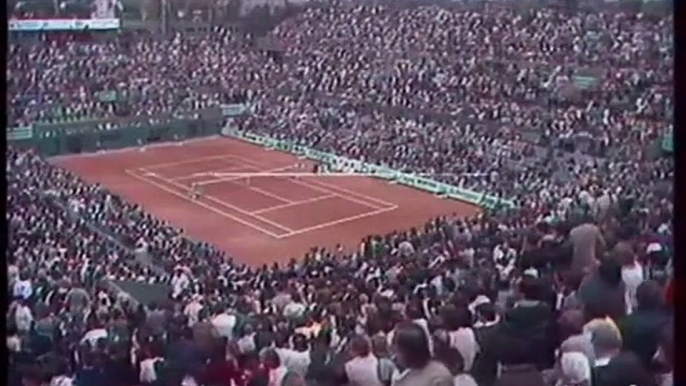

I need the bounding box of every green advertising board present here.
[661,133,673,153]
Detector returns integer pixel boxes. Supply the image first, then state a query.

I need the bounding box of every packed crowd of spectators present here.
[7,27,245,127]
[7,3,674,386]
[6,141,675,386]
[7,6,673,198]
[240,93,673,209]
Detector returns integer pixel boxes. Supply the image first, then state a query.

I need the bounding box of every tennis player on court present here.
[190,183,202,200]
[313,163,328,174]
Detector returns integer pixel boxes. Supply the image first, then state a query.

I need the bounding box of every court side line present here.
[285,178,384,210]
[251,194,337,214]
[142,154,239,171]
[222,154,394,210]
[170,165,261,181]
[124,169,286,238]
[297,177,396,208]
[186,164,297,187]
[149,173,295,233]
[275,205,398,239]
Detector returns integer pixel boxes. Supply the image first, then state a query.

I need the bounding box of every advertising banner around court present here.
[661,133,673,153]
[225,130,516,210]
[7,126,34,141]
[9,18,121,32]
[220,104,251,117]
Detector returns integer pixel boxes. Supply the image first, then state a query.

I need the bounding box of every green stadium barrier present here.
[225,129,516,210]
[8,109,224,156]
[662,132,673,153]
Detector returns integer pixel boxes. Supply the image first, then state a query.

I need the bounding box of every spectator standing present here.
[568,221,606,276]
[653,323,673,386]
[613,236,644,314]
[390,322,453,386]
[577,258,627,323]
[14,298,34,335]
[556,352,592,386]
[558,310,595,364]
[261,348,306,386]
[443,303,478,373]
[434,336,478,386]
[590,321,655,386]
[618,281,671,368]
[495,276,555,371]
[202,339,242,386]
[471,301,500,386]
[343,335,385,386]
[494,361,546,386]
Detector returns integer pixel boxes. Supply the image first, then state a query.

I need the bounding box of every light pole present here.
[161,0,168,34]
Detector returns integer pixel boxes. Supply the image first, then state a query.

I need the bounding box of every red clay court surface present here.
[52,137,481,267]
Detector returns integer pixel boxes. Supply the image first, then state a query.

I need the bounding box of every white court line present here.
[251,194,337,214]
[232,185,291,204]
[161,164,299,204]
[142,154,239,170]
[147,172,295,233]
[296,176,396,208]
[275,205,398,239]
[188,164,297,186]
[223,154,395,210]
[124,169,287,238]
[286,178,384,210]
[170,165,260,181]
[226,154,395,208]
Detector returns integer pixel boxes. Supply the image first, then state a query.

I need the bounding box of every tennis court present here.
[52,136,481,266]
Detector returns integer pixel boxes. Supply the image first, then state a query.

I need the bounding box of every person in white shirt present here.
[443,305,479,372]
[49,360,75,386]
[7,331,21,353]
[184,295,204,326]
[211,311,237,340]
[434,331,478,386]
[171,268,190,299]
[282,294,306,321]
[344,335,385,386]
[261,348,305,386]
[8,264,19,288]
[140,344,166,385]
[615,241,644,314]
[276,333,311,377]
[12,273,32,301]
[82,324,109,347]
[15,299,34,334]
[404,302,434,356]
[237,323,257,354]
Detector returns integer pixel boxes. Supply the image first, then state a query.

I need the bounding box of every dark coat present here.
[618,309,671,368]
[306,347,341,386]
[493,364,546,386]
[472,323,500,386]
[166,339,207,379]
[592,351,657,386]
[494,301,556,370]
[577,271,626,322]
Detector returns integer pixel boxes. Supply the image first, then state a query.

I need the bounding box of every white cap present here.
[469,295,492,314]
[524,268,540,278]
[646,243,663,254]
